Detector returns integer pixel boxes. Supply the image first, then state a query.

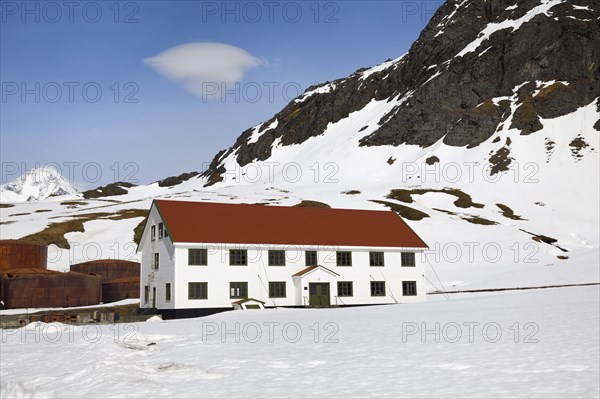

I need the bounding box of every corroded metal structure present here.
[0,240,47,271]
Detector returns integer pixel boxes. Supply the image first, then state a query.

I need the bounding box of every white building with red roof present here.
[138,200,428,319]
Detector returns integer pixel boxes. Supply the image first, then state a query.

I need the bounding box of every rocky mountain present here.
[0,167,79,202]
[202,0,599,183]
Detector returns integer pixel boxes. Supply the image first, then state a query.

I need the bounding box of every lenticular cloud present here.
[144,42,263,97]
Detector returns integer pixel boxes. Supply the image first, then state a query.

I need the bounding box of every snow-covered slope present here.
[0,167,79,202]
[2,286,598,398]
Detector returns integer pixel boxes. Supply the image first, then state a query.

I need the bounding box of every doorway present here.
[309,283,330,307]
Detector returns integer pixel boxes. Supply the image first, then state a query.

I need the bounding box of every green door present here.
[309,283,330,307]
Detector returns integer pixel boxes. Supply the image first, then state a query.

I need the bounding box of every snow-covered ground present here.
[1,286,598,398]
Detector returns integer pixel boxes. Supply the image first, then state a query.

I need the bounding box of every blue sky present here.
[0,0,442,187]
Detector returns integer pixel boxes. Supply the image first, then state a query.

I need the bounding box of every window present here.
[403,281,417,296]
[229,249,247,266]
[150,225,156,241]
[189,282,208,299]
[164,227,169,238]
[337,281,353,297]
[188,248,208,266]
[305,250,317,266]
[153,253,159,270]
[268,250,286,266]
[336,251,352,266]
[165,283,171,301]
[401,252,416,267]
[269,282,286,298]
[158,222,164,239]
[230,282,248,299]
[370,252,385,267]
[144,285,149,303]
[371,281,386,296]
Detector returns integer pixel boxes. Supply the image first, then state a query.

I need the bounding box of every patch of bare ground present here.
[496,203,525,220]
[21,209,148,249]
[520,229,569,253]
[432,208,457,215]
[294,200,331,208]
[341,190,361,195]
[387,188,484,209]
[0,203,15,208]
[461,215,498,225]
[370,200,429,221]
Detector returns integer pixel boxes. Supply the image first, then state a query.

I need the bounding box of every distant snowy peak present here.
[0,167,79,202]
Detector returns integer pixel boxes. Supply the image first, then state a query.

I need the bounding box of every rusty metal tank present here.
[101,276,140,303]
[0,240,47,272]
[0,268,101,309]
[70,259,140,281]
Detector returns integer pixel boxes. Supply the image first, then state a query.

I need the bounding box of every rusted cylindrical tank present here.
[0,240,47,272]
[0,268,101,309]
[70,259,140,281]
[101,276,140,303]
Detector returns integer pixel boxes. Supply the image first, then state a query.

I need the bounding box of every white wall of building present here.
[139,205,175,309]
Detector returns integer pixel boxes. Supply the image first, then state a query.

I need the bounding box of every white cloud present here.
[144,42,263,97]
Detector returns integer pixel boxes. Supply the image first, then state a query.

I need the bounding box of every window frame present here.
[165,283,171,302]
[153,252,159,270]
[402,281,417,296]
[336,251,352,267]
[370,281,386,297]
[268,250,286,266]
[305,250,318,266]
[369,251,385,267]
[150,225,156,241]
[401,252,416,267]
[188,282,208,300]
[229,249,248,266]
[144,285,149,303]
[230,282,248,299]
[337,281,354,297]
[188,248,208,266]
[268,281,286,298]
[158,222,164,239]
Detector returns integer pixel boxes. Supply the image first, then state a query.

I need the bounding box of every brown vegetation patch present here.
[341,190,361,195]
[35,209,52,213]
[370,200,429,221]
[569,136,590,160]
[489,146,513,175]
[9,213,30,217]
[0,203,15,208]
[21,209,148,249]
[294,200,331,208]
[511,97,543,135]
[461,216,498,225]
[60,200,88,207]
[387,188,484,209]
[520,229,568,252]
[432,208,457,215]
[496,203,525,220]
[425,156,439,165]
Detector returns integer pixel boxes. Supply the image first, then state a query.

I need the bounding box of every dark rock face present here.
[82,182,136,199]
[203,0,600,185]
[157,172,199,187]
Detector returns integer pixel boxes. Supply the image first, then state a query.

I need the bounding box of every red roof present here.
[154,200,427,248]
